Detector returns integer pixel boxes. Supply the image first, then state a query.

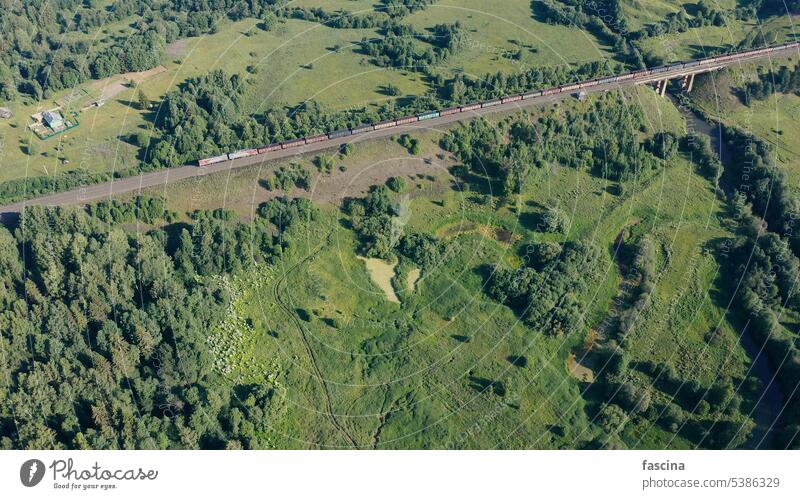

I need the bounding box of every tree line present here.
[742,62,800,103]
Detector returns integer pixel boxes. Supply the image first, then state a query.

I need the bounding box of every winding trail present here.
[271,236,359,448]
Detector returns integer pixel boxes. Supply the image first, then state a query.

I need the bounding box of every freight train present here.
[198,41,799,167]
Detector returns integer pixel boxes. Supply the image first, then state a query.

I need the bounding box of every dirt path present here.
[272,237,359,448]
[88,66,168,102]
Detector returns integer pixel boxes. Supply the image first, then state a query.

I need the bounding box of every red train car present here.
[501,94,522,104]
[281,138,305,149]
[439,106,461,116]
[305,133,328,144]
[374,119,398,130]
[460,103,481,112]
[395,115,418,125]
[258,143,282,154]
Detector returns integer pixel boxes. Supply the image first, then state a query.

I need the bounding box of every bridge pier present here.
[656,79,669,97]
[685,73,695,92]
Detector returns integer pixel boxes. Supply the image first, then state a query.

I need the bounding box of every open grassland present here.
[405,0,614,76]
[619,0,739,32]
[114,93,759,448]
[635,13,797,64]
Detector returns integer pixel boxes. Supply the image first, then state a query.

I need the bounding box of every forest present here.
[440,94,662,196]
[0,195,295,449]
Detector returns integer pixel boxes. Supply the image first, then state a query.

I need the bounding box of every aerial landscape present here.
[1,0,800,456]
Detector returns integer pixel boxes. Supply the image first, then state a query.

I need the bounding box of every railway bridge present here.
[647,65,722,96]
[1,42,798,216]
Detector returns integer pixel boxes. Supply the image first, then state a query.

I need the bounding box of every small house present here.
[43,110,65,129]
[0,107,12,119]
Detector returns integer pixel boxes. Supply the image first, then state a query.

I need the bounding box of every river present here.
[671,95,785,448]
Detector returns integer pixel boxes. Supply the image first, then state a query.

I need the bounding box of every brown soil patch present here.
[166,39,188,58]
[357,256,400,304]
[567,353,594,383]
[88,65,168,102]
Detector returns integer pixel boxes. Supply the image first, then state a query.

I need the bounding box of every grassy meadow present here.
[103,90,761,448]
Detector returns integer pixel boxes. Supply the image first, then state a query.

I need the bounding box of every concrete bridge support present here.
[680,73,696,92]
[656,79,669,97]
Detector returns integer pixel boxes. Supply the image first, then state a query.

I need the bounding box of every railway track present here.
[1,42,798,216]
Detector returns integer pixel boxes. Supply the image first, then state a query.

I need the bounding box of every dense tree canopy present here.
[0,202,288,449]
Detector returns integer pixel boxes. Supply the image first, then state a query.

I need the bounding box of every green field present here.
[109,91,759,448]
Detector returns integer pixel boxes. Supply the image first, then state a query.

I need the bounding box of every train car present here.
[198,154,228,167]
[418,111,440,121]
[351,124,375,135]
[560,84,580,92]
[373,119,398,130]
[257,143,281,154]
[439,106,461,116]
[396,115,418,125]
[281,138,305,149]
[579,79,600,88]
[541,87,559,96]
[683,61,701,68]
[481,99,502,108]
[328,129,352,139]
[501,94,522,104]
[616,73,635,82]
[460,103,482,112]
[305,133,328,144]
[597,76,615,85]
[522,90,543,99]
[228,148,259,160]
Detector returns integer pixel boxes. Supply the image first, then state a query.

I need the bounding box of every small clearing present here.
[439,221,520,246]
[406,267,421,292]
[88,65,168,102]
[166,39,188,58]
[567,353,594,383]
[357,256,400,303]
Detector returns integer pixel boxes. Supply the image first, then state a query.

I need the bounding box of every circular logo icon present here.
[20,459,45,487]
